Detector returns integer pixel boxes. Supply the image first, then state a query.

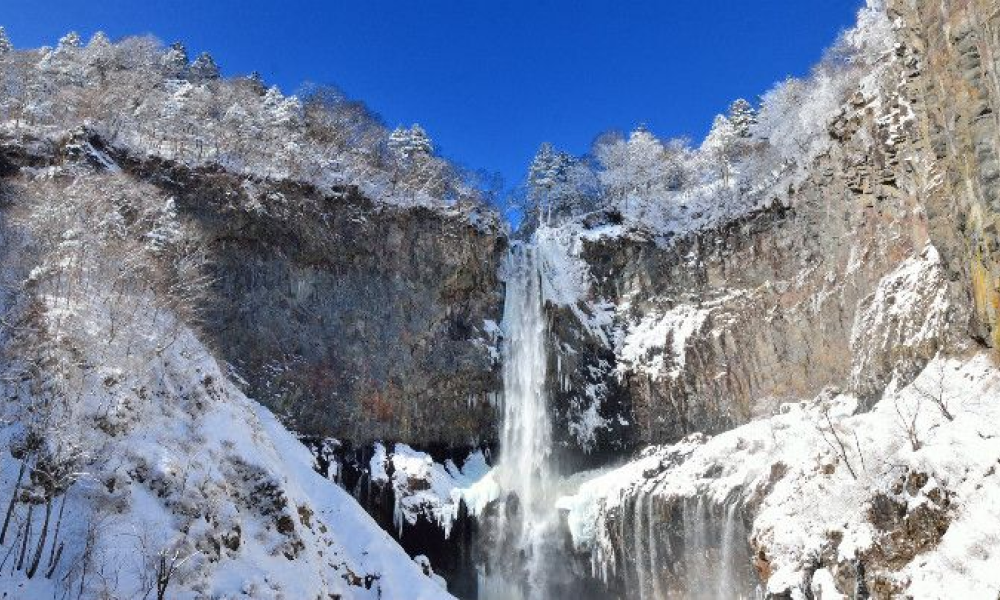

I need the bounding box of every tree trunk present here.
[16,502,33,571]
[48,493,66,569]
[26,497,51,578]
[0,460,26,544]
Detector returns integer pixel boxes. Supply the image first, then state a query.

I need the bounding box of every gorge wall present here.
[545,1,1000,597]
[129,153,509,448]
[540,0,1000,462]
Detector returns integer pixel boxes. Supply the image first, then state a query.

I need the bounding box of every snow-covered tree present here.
[189,52,220,81]
[246,71,265,93]
[728,98,757,138]
[596,126,668,206]
[89,31,111,48]
[700,114,738,185]
[388,124,433,164]
[527,142,575,223]
[161,42,188,79]
[0,26,12,55]
[56,31,82,52]
[262,86,302,127]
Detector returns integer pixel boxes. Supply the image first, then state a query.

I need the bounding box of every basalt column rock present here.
[110,145,509,449]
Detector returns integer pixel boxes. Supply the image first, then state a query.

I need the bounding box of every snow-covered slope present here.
[0,143,452,600]
[557,353,1000,598]
[0,302,452,600]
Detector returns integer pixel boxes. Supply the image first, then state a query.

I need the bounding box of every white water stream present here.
[482,243,558,599]
[480,239,756,600]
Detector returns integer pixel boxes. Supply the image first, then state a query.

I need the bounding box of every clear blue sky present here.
[3,1,863,188]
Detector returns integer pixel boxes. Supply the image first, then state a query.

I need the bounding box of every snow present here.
[0,218,453,600]
[534,225,593,309]
[368,443,492,538]
[850,242,951,390]
[616,303,710,379]
[557,353,1000,597]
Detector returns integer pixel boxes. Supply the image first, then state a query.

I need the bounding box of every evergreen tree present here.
[56,31,82,52]
[407,124,432,156]
[247,71,265,93]
[189,52,220,81]
[527,142,578,223]
[88,31,111,48]
[0,26,12,55]
[161,42,188,79]
[388,124,433,163]
[728,98,758,138]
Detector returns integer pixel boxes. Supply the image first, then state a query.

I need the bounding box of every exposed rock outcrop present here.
[540,0,993,460]
[1,129,508,449]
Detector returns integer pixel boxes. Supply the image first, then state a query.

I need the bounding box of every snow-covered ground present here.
[557,352,1000,598]
[0,156,453,599]
[0,310,453,599]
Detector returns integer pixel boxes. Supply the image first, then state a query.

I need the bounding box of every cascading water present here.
[480,238,759,600]
[481,242,558,600]
[679,497,759,600]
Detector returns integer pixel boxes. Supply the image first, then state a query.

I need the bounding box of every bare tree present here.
[912,359,954,422]
[892,392,923,452]
[813,401,860,480]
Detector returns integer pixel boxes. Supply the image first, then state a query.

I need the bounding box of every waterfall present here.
[482,239,759,600]
[481,243,557,600]
[679,497,758,600]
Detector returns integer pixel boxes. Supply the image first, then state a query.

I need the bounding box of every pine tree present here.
[189,52,220,81]
[407,124,432,156]
[528,142,578,223]
[388,124,433,163]
[728,98,758,138]
[88,31,111,48]
[0,26,12,55]
[161,42,188,79]
[247,71,265,93]
[56,31,82,52]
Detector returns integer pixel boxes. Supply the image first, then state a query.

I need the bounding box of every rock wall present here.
[116,148,508,448]
[1,130,508,449]
[890,0,1000,352]
[545,0,986,455]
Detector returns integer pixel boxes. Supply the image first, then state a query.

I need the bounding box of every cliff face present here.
[163,171,505,445]
[891,0,1000,352]
[542,0,993,458]
[116,146,508,448]
[0,130,507,451]
[551,1,1000,597]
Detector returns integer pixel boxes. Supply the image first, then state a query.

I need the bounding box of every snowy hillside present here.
[0,135,452,599]
[557,353,1000,598]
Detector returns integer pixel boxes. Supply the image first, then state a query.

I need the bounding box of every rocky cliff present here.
[124,150,507,448]
[2,129,508,449]
[893,0,1000,353]
[545,0,1000,597]
[537,0,996,462]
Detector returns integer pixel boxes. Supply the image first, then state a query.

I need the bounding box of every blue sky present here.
[3,1,863,188]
